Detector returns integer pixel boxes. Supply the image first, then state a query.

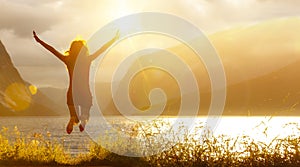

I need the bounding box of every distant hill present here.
[225,59,300,116]
[209,18,300,116]
[94,18,300,116]
[38,87,66,109]
[209,17,300,84]
[0,41,67,116]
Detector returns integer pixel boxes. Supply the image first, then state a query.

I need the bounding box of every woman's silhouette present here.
[33,30,119,134]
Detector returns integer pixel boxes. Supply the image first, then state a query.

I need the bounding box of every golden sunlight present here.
[111,0,133,18]
[29,85,38,95]
[225,0,244,6]
[73,34,85,42]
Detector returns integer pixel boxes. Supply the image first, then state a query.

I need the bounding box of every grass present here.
[1,121,300,166]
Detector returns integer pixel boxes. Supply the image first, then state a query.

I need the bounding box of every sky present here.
[1,0,300,88]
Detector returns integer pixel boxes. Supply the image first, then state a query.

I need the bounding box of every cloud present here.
[0,0,67,38]
[178,0,300,33]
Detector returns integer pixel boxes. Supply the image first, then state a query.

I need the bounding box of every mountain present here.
[0,40,67,116]
[38,87,66,109]
[208,18,300,116]
[94,49,210,116]
[224,59,300,116]
[94,18,300,116]
[209,17,300,85]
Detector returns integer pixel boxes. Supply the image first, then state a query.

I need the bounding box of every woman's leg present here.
[66,105,80,134]
[79,105,91,132]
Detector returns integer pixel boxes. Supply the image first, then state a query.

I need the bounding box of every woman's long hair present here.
[65,40,89,58]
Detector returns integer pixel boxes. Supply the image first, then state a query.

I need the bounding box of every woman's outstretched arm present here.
[89,30,119,61]
[33,31,66,63]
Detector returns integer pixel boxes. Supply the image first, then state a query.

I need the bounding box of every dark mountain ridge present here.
[0,40,67,116]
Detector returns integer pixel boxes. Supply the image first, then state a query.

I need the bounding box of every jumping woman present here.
[33,30,119,134]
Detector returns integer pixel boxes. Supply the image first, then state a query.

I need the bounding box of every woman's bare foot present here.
[79,124,85,132]
[66,119,74,134]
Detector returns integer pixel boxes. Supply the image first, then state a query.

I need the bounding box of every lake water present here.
[1,116,300,155]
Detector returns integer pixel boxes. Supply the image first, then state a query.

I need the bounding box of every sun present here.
[225,0,250,7]
[109,0,134,19]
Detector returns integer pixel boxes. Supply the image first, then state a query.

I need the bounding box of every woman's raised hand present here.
[33,30,41,42]
[113,30,120,41]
